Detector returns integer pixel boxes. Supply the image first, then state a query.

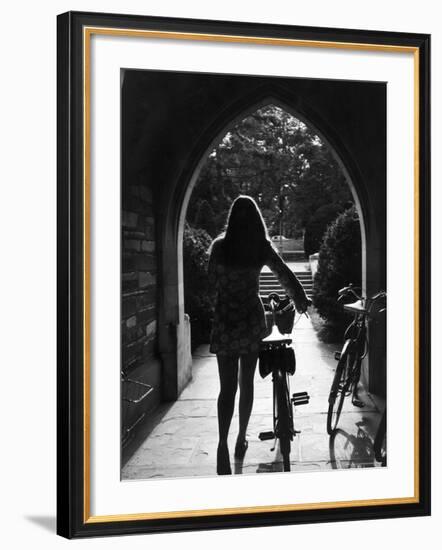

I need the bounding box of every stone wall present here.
[121,175,160,442]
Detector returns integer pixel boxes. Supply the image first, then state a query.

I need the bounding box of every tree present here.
[194,199,217,237]
[187,104,352,239]
[287,145,351,232]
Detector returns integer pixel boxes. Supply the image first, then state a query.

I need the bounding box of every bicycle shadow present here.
[233,420,382,474]
[235,446,286,474]
[329,420,376,468]
[233,442,286,474]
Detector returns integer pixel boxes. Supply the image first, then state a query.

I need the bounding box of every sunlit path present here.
[122,313,383,480]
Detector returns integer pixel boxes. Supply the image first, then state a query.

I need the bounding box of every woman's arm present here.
[265,245,310,312]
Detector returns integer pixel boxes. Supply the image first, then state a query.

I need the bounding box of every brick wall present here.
[121,178,160,445]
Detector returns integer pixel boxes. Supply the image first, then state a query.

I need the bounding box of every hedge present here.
[303,203,343,258]
[312,206,362,335]
[183,223,213,349]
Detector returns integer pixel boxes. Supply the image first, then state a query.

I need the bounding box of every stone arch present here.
[121,70,386,440]
[152,80,385,402]
[178,95,368,296]
[161,89,374,398]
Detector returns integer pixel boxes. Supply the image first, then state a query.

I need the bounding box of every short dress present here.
[208,240,308,356]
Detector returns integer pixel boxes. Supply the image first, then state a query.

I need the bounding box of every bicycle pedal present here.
[334,351,341,361]
[292,398,309,406]
[258,430,275,441]
[292,391,310,406]
[292,391,308,398]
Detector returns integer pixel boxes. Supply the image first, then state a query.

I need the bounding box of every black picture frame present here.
[57,11,431,539]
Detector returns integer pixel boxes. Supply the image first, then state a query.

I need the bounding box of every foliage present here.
[186,105,352,239]
[183,223,213,349]
[304,203,346,257]
[194,199,217,237]
[312,207,362,335]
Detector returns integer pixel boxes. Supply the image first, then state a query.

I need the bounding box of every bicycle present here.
[258,293,310,472]
[326,284,386,436]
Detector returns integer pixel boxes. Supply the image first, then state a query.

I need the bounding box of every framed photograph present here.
[57,11,431,538]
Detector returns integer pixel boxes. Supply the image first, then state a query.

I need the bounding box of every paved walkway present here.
[122,315,383,480]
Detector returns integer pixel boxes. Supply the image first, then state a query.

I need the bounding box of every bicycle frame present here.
[259,293,310,471]
[341,313,368,394]
[340,289,387,389]
[272,360,294,440]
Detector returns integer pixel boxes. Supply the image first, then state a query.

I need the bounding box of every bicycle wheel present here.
[280,436,291,472]
[374,410,387,465]
[327,348,353,435]
[274,368,292,472]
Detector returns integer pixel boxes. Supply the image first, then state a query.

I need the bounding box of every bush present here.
[312,207,362,336]
[303,203,343,258]
[183,223,213,349]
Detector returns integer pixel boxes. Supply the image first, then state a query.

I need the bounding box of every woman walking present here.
[207,195,310,475]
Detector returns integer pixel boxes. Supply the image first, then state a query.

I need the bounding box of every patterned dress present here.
[208,239,308,356]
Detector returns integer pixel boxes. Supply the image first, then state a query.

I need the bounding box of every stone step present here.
[260,292,313,299]
[261,273,312,277]
[260,292,313,300]
[260,280,313,287]
[259,267,314,300]
[260,275,312,282]
[260,284,313,292]
[259,280,313,287]
[260,276,313,283]
[282,252,306,261]
[261,279,311,284]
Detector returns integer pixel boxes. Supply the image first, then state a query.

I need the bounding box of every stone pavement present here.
[122,314,384,480]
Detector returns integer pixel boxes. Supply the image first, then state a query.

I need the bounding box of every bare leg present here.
[216,354,239,474]
[237,352,258,447]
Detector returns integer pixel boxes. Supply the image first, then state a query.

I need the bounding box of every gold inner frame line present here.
[82,26,420,524]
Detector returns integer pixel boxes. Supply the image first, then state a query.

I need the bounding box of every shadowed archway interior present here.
[121,70,386,436]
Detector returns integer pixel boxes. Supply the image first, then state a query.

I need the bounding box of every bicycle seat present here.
[262,325,292,345]
[343,300,368,314]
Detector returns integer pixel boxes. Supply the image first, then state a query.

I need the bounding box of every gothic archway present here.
[155,83,385,401]
[173,97,365,391]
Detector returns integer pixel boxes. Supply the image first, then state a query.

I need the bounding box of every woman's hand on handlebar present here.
[295,296,312,314]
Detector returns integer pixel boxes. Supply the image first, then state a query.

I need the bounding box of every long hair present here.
[215,195,271,267]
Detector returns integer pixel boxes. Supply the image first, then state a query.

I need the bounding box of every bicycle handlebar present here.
[267,292,281,313]
[338,285,387,317]
[338,284,362,301]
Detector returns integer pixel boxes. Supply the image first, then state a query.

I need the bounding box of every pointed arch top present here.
[178,90,367,288]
